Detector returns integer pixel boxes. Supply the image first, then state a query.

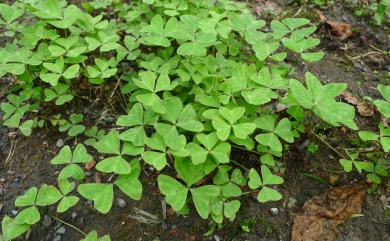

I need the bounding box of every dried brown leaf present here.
[292,184,366,241]
[317,11,353,41]
[94,172,102,183]
[85,159,96,171]
[341,92,374,117]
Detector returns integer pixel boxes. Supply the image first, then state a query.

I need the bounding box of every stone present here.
[43,215,52,227]
[117,198,126,208]
[270,207,279,215]
[53,236,61,241]
[56,227,66,235]
[56,139,64,148]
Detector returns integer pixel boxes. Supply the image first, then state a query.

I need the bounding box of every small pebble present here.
[53,236,61,241]
[85,200,93,206]
[56,227,66,235]
[213,235,221,241]
[270,207,279,215]
[105,116,114,123]
[56,139,64,148]
[71,212,78,219]
[43,215,52,227]
[85,171,93,177]
[117,198,126,208]
[161,222,168,230]
[11,210,18,216]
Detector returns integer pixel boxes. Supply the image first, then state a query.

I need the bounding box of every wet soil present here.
[1,1,390,241]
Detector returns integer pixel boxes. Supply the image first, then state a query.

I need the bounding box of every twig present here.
[5,140,17,165]
[50,215,86,236]
[310,130,347,160]
[351,51,383,60]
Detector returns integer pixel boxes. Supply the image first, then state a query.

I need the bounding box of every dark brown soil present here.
[1,1,390,241]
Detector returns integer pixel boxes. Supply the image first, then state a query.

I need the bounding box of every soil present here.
[1,1,390,241]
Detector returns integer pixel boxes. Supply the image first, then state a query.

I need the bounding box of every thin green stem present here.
[231,144,261,156]
[50,214,86,236]
[230,160,249,171]
[310,131,347,160]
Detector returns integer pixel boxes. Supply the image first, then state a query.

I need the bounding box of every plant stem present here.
[50,214,86,236]
[310,130,347,159]
[242,190,258,195]
[231,144,261,155]
[230,160,249,171]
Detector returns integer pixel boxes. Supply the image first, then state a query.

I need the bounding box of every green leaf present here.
[367,173,381,184]
[57,196,79,213]
[175,157,206,187]
[255,133,282,152]
[77,184,113,214]
[115,159,142,200]
[94,130,121,155]
[1,216,30,241]
[221,182,242,197]
[358,131,379,141]
[58,164,84,180]
[15,206,40,225]
[339,159,353,172]
[301,52,325,62]
[248,168,261,189]
[186,143,208,165]
[231,169,246,186]
[154,123,181,150]
[289,79,313,109]
[157,175,188,211]
[116,103,144,127]
[15,187,37,207]
[282,18,310,30]
[141,151,167,171]
[232,123,256,139]
[72,144,92,163]
[274,118,294,143]
[212,118,231,141]
[35,184,62,206]
[253,42,279,61]
[191,185,220,219]
[261,165,283,185]
[19,120,33,136]
[257,186,282,202]
[96,156,131,174]
[224,200,240,221]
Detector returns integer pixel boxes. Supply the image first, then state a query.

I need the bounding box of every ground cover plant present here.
[0,0,388,240]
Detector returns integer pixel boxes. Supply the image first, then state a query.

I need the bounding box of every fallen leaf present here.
[317,11,353,41]
[94,172,102,183]
[341,92,374,117]
[292,184,366,241]
[85,160,96,171]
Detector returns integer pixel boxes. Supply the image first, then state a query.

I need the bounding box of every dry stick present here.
[50,215,86,236]
[310,130,347,160]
